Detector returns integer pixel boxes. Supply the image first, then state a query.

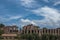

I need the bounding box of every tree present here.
[53,35,57,40]
[41,34,58,40]
[20,33,40,40]
[41,34,48,40]
[33,33,41,40]
[0,23,4,39]
[0,30,4,35]
[0,23,5,28]
[0,30,4,39]
[57,36,60,40]
[48,35,54,40]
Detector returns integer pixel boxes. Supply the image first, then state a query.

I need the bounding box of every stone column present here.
[27,30,28,34]
[58,29,60,35]
[30,30,31,34]
[12,36,14,40]
[24,30,25,34]
[47,29,48,34]
[4,37,6,40]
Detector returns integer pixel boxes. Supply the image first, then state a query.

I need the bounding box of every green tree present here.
[53,35,57,40]
[0,30,4,35]
[48,35,57,40]
[48,35,53,40]
[0,23,5,28]
[0,30,4,39]
[20,33,40,40]
[57,36,60,40]
[0,23,4,39]
[41,34,58,40]
[41,34,48,40]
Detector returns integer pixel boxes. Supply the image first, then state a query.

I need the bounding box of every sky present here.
[0,0,60,28]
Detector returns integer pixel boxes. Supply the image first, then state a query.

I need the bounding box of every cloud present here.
[20,19,36,25]
[49,0,60,6]
[43,0,49,2]
[0,17,8,22]
[20,0,39,8]
[32,6,60,22]
[54,1,60,6]
[0,15,22,22]
[9,16,21,20]
[31,6,60,28]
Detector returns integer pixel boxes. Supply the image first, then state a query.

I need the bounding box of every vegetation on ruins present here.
[20,33,40,40]
[41,34,60,40]
[0,23,60,40]
[0,23,5,28]
[19,33,60,40]
[0,30,4,39]
[0,24,4,39]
